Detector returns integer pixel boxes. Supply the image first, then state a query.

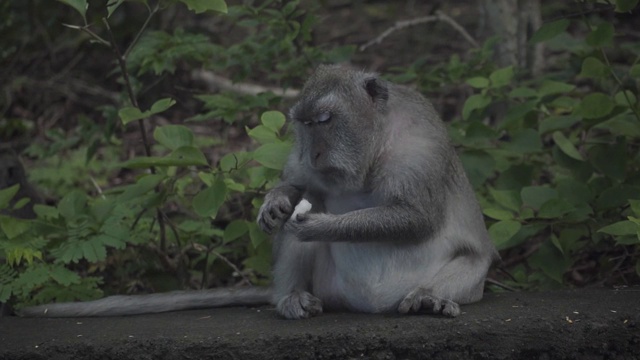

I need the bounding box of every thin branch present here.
[192,70,300,99]
[435,11,480,48]
[62,23,110,47]
[124,3,160,59]
[102,18,153,159]
[486,278,518,292]
[210,249,253,285]
[89,176,106,199]
[359,11,479,52]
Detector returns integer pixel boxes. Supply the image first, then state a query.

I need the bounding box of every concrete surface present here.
[1,289,639,359]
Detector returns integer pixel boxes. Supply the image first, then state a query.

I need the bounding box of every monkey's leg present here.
[272,232,323,319]
[398,255,488,318]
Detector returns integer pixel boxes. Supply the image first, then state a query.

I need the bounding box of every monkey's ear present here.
[363,77,389,107]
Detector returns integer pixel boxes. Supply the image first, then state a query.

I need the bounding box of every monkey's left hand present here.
[285,213,334,242]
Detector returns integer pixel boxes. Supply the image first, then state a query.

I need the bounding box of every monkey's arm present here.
[288,202,440,243]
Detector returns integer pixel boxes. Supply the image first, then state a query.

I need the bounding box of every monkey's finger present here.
[278,202,293,216]
[422,296,440,313]
[397,296,418,314]
[295,213,308,222]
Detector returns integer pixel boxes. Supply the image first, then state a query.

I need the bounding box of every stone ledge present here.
[1,289,638,359]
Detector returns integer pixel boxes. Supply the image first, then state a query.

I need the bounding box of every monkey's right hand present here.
[257,194,294,234]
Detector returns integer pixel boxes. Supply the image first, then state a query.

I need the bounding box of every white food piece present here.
[290,199,312,220]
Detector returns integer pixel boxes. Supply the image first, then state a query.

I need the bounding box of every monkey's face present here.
[289,66,389,189]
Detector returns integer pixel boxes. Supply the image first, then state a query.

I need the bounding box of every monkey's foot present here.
[398,288,461,317]
[276,291,323,320]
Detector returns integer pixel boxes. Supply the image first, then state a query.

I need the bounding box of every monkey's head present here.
[289,65,389,189]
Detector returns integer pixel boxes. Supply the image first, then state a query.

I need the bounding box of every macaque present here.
[20,65,497,318]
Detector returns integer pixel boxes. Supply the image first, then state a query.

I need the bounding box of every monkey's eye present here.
[315,112,331,123]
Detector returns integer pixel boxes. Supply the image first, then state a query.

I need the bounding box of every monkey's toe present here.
[398,288,460,317]
[276,291,323,320]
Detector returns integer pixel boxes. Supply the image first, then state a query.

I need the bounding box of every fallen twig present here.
[192,70,300,99]
[359,11,479,52]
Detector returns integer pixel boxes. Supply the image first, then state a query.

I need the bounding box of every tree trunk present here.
[480,0,544,76]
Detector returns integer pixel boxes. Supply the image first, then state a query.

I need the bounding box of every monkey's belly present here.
[313,242,447,313]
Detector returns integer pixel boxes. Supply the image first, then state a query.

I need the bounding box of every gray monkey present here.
[19,65,497,318]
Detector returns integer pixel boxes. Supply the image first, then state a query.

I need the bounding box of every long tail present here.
[18,287,271,317]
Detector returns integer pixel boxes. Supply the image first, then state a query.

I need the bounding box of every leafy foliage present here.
[404,3,640,288]
[1,1,639,310]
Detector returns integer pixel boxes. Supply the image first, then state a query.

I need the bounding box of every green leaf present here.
[149,98,176,114]
[58,190,87,220]
[57,0,87,20]
[615,0,639,11]
[223,220,249,243]
[118,107,144,125]
[588,141,626,180]
[579,92,615,119]
[219,152,250,172]
[528,241,571,283]
[261,111,286,132]
[171,146,208,166]
[557,179,593,206]
[489,188,521,212]
[530,19,570,43]
[598,220,638,236]
[595,115,640,137]
[629,199,640,216]
[193,176,227,218]
[631,64,640,78]
[0,184,19,210]
[466,77,490,89]
[154,125,194,150]
[595,185,640,210]
[253,142,292,170]
[178,0,227,13]
[586,23,614,47]
[495,164,533,190]
[539,115,580,134]
[508,87,537,98]
[460,150,495,188]
[579,57,609,78]
[521,186,558,210]
[49,266,81,286]
[489,220,522,249]
[538,198,575,219]
[537,80,575,97]
[248,222,269,248]
[0,216,31,239]
[552,131,583,161]
[247,125,278,145]
[483,208,514,220]
[614,90,637,106]
[503,129,542,153]
[119,98,176,125]
[489,66,514,88]
[33,205,59,219]
[462,94,491,120]
[118,174,165,202]
[107,0,125,17]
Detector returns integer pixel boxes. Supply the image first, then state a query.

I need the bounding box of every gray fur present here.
[259,64,498,319]
[18,287,270,317]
